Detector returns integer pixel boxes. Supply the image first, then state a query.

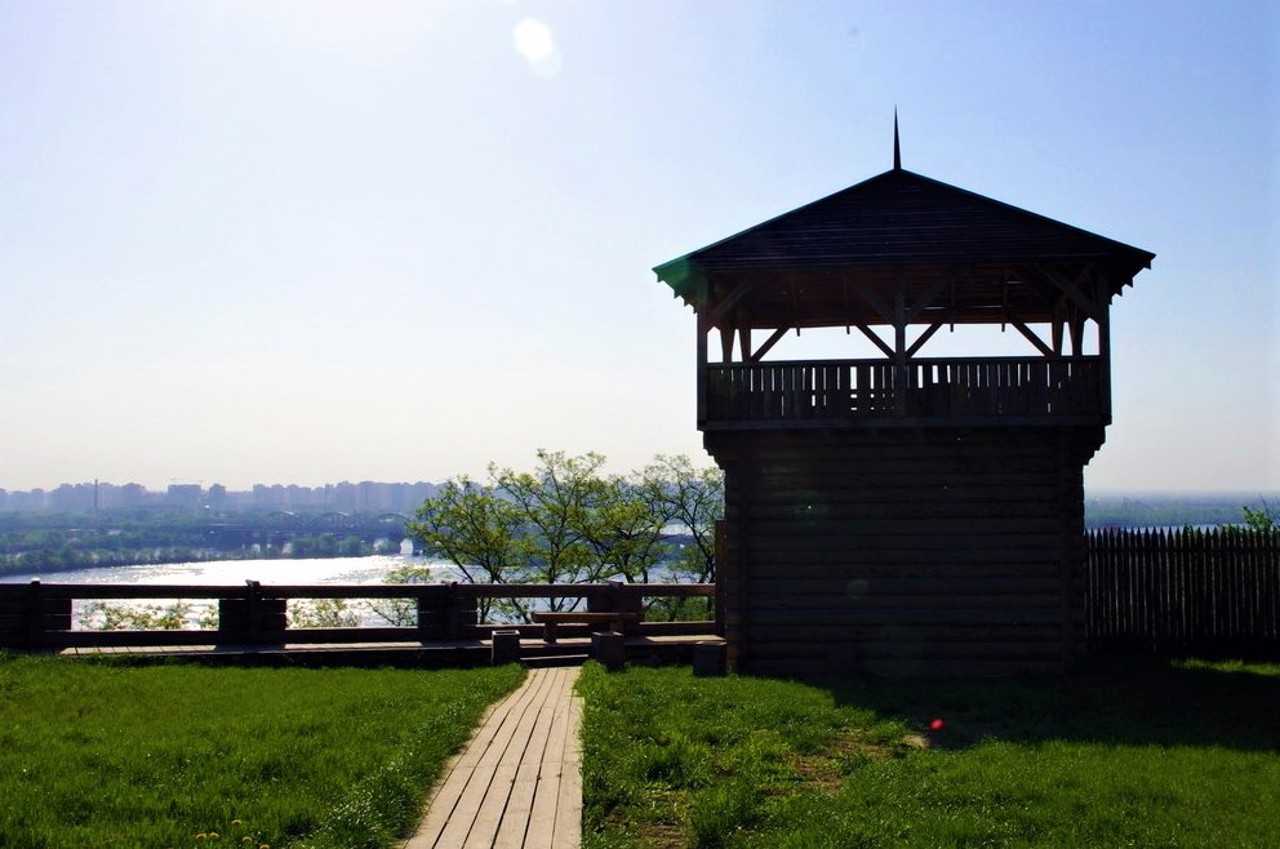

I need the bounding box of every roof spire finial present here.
[893,108,901,171]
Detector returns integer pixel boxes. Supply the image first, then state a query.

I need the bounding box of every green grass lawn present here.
[578,658,1280,849]
[0,654,524,849]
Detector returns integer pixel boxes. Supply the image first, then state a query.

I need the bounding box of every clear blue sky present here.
[1,1,1275,492]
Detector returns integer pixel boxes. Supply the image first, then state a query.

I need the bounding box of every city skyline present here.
[2,2,1276,492]
[0,477,441,514]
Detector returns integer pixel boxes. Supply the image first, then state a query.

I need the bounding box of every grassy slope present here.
[578,659,1280,849]
[0,655,524,849]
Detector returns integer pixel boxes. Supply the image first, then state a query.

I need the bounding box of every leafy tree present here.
[406,450,725,622]
[406,475,525,620]
[1242,500,1277,533]
[288,598,360,629]
[494,451,616,589]
[582,474,669,584]
[640,454,724,583]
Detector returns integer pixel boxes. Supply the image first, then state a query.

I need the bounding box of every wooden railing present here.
[0,580,717,651]
[704,356,1103,426]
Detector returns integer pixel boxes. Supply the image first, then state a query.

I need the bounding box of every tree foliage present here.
[1242,500,1277,533]
[406,451,724,619]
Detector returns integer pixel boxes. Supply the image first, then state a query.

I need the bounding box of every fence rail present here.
[1086,528,1280,658]
[0,580,716,651]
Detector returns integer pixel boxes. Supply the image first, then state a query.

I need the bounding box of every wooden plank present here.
[465,669,563,848]
[525,668,580,849]
[493,669,569,848]
[405,667,582,849]
[553,684,584,849]
[407,670,547,847]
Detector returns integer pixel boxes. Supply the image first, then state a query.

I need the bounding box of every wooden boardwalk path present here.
[403,666,582,849]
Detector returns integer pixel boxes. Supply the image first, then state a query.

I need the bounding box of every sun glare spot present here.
[513,17,561,77]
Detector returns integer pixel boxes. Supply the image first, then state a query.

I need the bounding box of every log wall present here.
[706,426,1104,677]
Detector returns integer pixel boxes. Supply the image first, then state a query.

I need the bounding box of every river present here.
[0,554,454,629]
[0,554,446,587]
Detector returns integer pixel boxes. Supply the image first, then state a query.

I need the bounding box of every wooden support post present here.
[893,280,908,416]
[696,314,709,425]
[25,579,44,650]
[246,579,261,644]
[4,579,70,650]
[416,585,450,640]
[1097,278,1113,423]
[218,581,286,645]
[719,326,735,363]
[491,629,522,665]
[591,631,626,671]
[714,520,727,634]
[448,582,478,640]
[692,641,727,677]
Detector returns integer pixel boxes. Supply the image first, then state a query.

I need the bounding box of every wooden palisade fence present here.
[1086,527,1280,659]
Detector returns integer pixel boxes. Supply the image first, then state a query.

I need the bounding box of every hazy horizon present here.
[3,474,1278,502]
[2,2,1276,492]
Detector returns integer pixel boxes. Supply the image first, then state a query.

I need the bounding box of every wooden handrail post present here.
[447,582,477,640]
[26,579,42,650]
[5,580,72,651]
[22,579,41,650]
[216,580,285,646]
[416,585,447,640]
[246,580,260,644]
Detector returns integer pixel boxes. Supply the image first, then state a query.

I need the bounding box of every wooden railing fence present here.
[1086,528,1280,658]
[705,355,1103,425]
[5,529,1277,660]
[0,580,716,651]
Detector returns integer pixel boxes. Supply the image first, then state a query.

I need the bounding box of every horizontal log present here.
[743,656,1066,678]
[744,500,1067,520]
[746,640,1065,661]
[741,532,1064,552]
[739,550,1063,568]
[731,485,1064,505]
[740,517,1066,536]
[730,439,1065,460]
[746,593,1064,611]
[746,577,1064,596]
[738,472,1058,490]
[55,630,230,648]
[0,613,73,633]
[0,600,72,615]
[4,584,256,601]
[270,627,421,643]
[745,623,1065,643]
[747,607,1067,625]
[0,582,715,603]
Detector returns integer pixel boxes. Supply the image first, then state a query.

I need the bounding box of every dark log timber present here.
[657,150,1153,677]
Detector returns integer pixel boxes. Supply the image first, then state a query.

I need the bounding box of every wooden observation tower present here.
[656,129,1154,676]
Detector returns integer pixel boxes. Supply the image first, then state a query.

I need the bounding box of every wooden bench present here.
[530,611,641,643]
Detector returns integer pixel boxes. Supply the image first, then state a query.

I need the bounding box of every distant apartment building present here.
[166,484,203,509]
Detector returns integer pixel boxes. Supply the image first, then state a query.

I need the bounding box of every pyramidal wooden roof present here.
[655,166,1155,301]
